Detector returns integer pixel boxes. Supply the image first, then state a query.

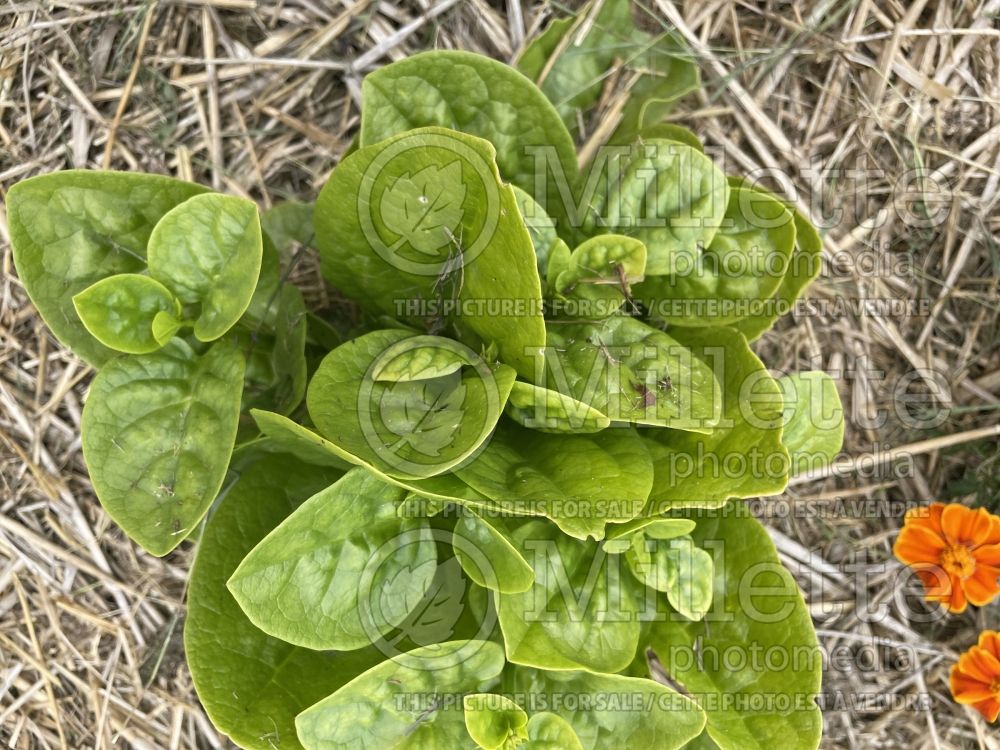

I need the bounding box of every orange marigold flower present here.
[950,631,1000,723]
[893,502,1000,613]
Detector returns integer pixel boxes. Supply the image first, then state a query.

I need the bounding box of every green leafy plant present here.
[7,3,843,748]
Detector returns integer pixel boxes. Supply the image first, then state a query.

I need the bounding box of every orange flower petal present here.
[972,697,1000,723]
[941,504,993,546]
[894,525,947,565]
[978,630,1000,660]
[965,564,1000,607]
[951,673,995,704]
[958,648,1000,684]
[975,542,1000,566]
[946,574,968,613]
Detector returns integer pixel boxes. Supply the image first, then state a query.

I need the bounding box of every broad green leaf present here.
[239,232,283,330]
[7,170,208,366]
[315,127,546,378]
[515,0,633,136]
[185,453,383,750]
[497,519,642,673]
[147,193,263,341]
[454,423,653,540]
[307,329,515,479]
[250,409,492,505]
[295,640,506,750]
[372,336,469,382]
[643,327,789,510]
[606,517,697,543]
[361,51,578,226]
[240,284,309,414]
[644,510,823,750]
[626,535,713,621]
[550,235,646,319]
[611,31,701,144]
[541,316,722,432]
[227,468,437,651]
[262,200,315,256]
[614,123,704,152]
[463,694,528,750]
[453,509,534,594]
[504,381,610,434]
[729,180,823,341]
[72,273,181,354]
[80,339,244,555]
[545,239,573,293]
[638,186,796,326]
[778,372,844,476]
[502,667,706,750]
[511,185,559,278]
[524,713,582,750]
[586,139,728,277]
[151,311,182,345]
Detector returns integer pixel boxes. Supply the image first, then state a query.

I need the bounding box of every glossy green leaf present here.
[550,235,646,319]
[7,170,208,366]
[502,667,706,750]
[730,182,823,341]
[185,453,384,750]
[147,193,263,341]
[372,336,469,382]
[250,409,492,505]
[644,510,823,750]
[228,468,437,651]
[638,185,796,326]
[606,517,697,543]
[626,535,713,621]
[463,693,528,750]
[72,273,181,354]
[454,422,653,540]
[307,329,516,479]
[524,713,582,750]
[643,327,789,510]
[262,200,315,256]
[361,51,578,226]
[453,509,534,594]
[511,185,559,278]
[586,139,728,277]
[778,372,844,476]
[504,381,610,434]
[240,284,309,414]
[80,339,244,555]
[151,310,182,346]
[315,127,546,378]
[240,232,283,330]
[614,123,704,152]
[497,519,642,673]
[541,316,722,432]
[295,640,506,750]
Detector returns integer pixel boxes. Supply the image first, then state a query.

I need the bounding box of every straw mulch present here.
[1,1,999,748]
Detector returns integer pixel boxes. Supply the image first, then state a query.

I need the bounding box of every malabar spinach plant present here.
[7,2,844,748]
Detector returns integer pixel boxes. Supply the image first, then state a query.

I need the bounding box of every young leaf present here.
[361,50,578,226]
[626,534,714,621]
[72,273,181,354]
[240,284,309,415]
[605,517,697,543]
[454,422,653,540]
[638,185,796,326]
[147,193,263,341]
[541,316,722,432]
[371,336,469,382]
[261,199,315,257]
[7,170,208,366]
[307,329,515,479]
[151,310,182,346]
[524,712,583,750]
[729,181,824,341]
[549,234,646,319]
[251,409,493,506]
[643,326,789,510]
[453,509,534,594]
[504,381,610,434]
[511,185,559,278]
[778,371,845,476]
[80,338,244,555]
[497,519,643,673]
[185,453,384,750]
[314,127,546,378]
[502,667,706,750]
[464,693,528,750]
[295,640,506,750]
[227,467,437,651]
[586,139,729,277]
[644,510,823,750]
